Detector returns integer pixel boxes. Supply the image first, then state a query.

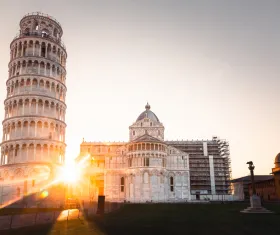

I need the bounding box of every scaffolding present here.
[166,137,232,195]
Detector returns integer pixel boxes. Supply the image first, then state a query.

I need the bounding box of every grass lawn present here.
[2,203,280,235]
[94,203,280,235]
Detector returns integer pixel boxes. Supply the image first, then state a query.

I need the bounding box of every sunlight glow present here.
[59,162,81,183]
[57,154,90,184]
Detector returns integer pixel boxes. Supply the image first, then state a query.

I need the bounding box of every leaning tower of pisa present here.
[0,12,67,207]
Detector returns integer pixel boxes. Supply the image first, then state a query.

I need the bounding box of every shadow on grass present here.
[93,203,280,235]
[2,203,280,235]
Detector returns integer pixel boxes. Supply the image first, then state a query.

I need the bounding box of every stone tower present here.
[0,12,67,206]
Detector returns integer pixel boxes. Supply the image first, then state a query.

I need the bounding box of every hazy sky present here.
[0,0,279,178]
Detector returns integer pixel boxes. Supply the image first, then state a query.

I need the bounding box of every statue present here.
[246,161,256,195]
[241,161,272,213]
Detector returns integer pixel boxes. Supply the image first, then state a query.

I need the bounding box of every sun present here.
[59,162,81,184]
[56,154,90,184]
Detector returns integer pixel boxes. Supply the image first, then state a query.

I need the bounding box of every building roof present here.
[131,134,163,144]
[136,103,159,122]
[249,176,274,184]
[231,175,273,184]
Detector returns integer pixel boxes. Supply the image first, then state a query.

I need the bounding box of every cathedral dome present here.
[136,103,159,122]
[274,153,280,167]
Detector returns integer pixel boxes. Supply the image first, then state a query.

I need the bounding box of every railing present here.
[21,12,62,28]
[12,32,66,50]
[0,209,82,231]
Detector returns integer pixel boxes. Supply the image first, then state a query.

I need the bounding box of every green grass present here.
[2,203,280,235]
[93,203,280,235]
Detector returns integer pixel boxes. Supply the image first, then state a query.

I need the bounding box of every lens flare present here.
[39,190,49,199]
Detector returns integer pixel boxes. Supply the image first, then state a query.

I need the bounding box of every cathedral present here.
[78,103,232,203]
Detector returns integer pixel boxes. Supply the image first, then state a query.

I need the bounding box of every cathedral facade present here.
[78,104,232,203]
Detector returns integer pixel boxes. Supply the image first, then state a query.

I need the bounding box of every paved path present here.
[49,219,105,235]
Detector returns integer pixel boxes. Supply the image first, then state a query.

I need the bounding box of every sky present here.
[0,0,279,178]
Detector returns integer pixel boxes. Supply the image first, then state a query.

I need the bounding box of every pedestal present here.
[240,195,273,213]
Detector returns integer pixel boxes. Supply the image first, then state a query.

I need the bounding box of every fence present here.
[0,209,83,230]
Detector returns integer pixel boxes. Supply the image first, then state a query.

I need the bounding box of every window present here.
[121,177,125,192]
[133,131,135,136]
[170,176,174,192]
[144,158,149,167]
[32,180,35,187]
[17,187,20,197]
[150,122,152,126]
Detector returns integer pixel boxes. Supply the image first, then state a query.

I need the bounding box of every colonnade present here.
[128,143,167,152]
[9,59,66,82]
[6,76,66,100]
[10,39,66,66]
[2,119,65,142]
[4,97,66,120]
[0,142,65,165]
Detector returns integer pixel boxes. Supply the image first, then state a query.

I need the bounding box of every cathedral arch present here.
[143,171,149,184]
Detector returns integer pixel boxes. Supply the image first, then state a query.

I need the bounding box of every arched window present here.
[4,155,8,165]
[170,176,174,192]
[144,158,149,167]
[120,177,125,192]
[35,22,39,31]
[144,172,149,184]
[133,131,135,136]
